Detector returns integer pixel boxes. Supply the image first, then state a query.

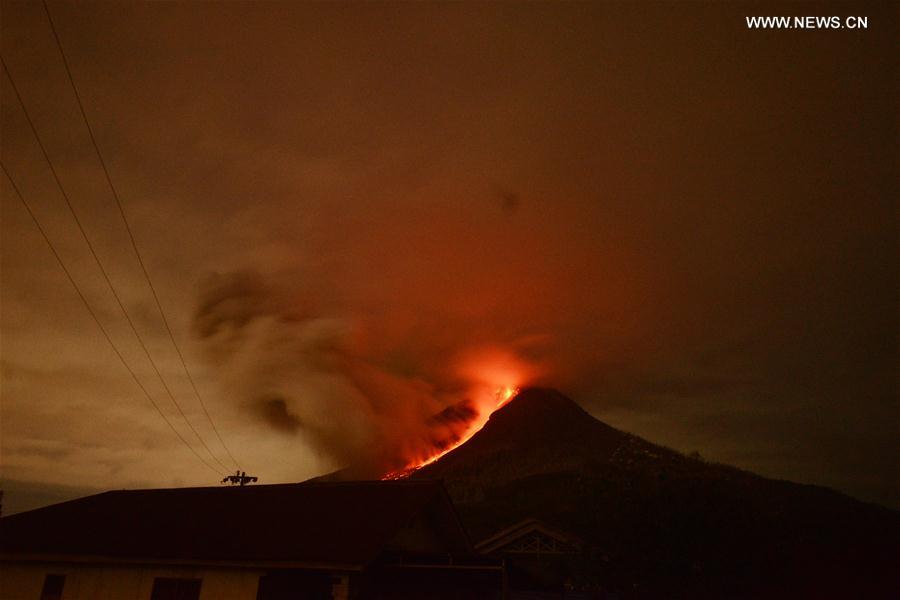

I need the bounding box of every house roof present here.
[475,518,582,554]
[0,480,470,568]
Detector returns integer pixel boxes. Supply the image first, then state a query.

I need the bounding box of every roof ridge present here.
[82,478,444,494]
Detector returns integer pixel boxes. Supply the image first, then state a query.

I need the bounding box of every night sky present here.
[1,1,896,514]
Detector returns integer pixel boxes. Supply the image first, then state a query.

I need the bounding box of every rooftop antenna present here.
[222,471,258,486]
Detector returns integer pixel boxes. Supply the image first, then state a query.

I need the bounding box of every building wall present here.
[0,562,265,600]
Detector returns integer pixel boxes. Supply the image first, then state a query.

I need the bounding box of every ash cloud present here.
[259,396,302,434]
[192,270,531,476]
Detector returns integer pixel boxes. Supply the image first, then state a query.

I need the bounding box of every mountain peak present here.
[490,387,594,425]
[457,387,614,449]
[411,387,629,483]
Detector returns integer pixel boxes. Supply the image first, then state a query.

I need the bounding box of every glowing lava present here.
[383,386,519,480]
[497,385,518,405]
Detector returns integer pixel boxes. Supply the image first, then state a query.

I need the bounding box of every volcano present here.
[402,388,899,598]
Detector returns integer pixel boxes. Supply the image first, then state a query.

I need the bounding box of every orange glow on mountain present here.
[378,345,537,479]
[383,385,520,480]
[497,385,517,406]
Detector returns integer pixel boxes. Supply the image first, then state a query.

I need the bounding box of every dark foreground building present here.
[0,480,503,600]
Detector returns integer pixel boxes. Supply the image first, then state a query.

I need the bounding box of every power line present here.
[0,162,224,477]
[41,0,242,470]
[1,56,230,474]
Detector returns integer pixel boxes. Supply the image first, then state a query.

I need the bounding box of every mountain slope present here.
[410,388,900,598]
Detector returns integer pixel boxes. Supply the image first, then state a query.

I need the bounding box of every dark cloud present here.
[193,270,274,340]
[258,396,302,434]
[498,189,521,215]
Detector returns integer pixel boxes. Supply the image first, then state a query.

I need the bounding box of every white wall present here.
[0,562,265,600]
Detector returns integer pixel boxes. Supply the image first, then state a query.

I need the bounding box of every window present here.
[40,574,65,600]
[150,578,202,600]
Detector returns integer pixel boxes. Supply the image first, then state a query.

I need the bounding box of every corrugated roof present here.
[0,480,468,568]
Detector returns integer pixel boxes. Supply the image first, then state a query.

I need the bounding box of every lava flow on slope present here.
[382,386,519,480]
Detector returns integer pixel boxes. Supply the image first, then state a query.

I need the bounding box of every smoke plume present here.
[192,270,537,476]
